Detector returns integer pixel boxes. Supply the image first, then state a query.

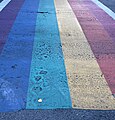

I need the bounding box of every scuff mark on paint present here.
[0,78,23,111]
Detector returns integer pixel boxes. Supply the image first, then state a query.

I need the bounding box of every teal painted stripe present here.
[26,0,72,109]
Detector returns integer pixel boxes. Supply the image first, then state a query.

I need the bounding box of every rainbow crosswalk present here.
[0,0,115,112]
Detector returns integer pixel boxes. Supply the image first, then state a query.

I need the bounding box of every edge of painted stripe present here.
[91,0,115,20]
[0,0,11,11]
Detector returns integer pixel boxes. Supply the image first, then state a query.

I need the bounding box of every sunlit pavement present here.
[0,0,115,119]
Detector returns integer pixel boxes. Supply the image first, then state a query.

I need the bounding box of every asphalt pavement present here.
[0,109,115,120]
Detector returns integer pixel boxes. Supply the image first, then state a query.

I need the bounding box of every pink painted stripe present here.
[0,0,25,54]
[82,0,115,42]
[68,0,115,94]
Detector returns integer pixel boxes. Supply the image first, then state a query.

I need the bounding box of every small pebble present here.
[38,99,42,103]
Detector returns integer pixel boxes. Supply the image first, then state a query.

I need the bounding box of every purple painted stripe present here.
[68,0,115,94]
[0,0,25,53]
[83,0,115,42]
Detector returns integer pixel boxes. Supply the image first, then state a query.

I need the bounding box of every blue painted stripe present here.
[0,0,39,112]
[26,0,72,109]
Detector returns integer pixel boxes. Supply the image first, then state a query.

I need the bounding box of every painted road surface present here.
[0,0,11,12]
[0,0,115,113]
[0,0,40,112]
[26,0,72,109]
[99,0,115,13]
[92,0,115,20]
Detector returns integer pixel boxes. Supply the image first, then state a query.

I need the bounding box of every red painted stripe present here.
[0,0,25,53]
[68,0,115,93]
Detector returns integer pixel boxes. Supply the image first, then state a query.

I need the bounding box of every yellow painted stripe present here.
[54,0,115,109]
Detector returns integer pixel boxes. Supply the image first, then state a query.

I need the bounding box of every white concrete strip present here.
[0,0,11,12]
[54,0,115,109]
[92,0,115,20]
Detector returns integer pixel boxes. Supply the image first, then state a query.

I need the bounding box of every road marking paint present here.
[91,0,115,20]
[0,0,40,112]
[0,0,25,54]
[26,0,72,109]
[0,0,11,12]
[83,0,115,42]
[80,0,115,94]
[69,0,115,95]
[55,0,115,109]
